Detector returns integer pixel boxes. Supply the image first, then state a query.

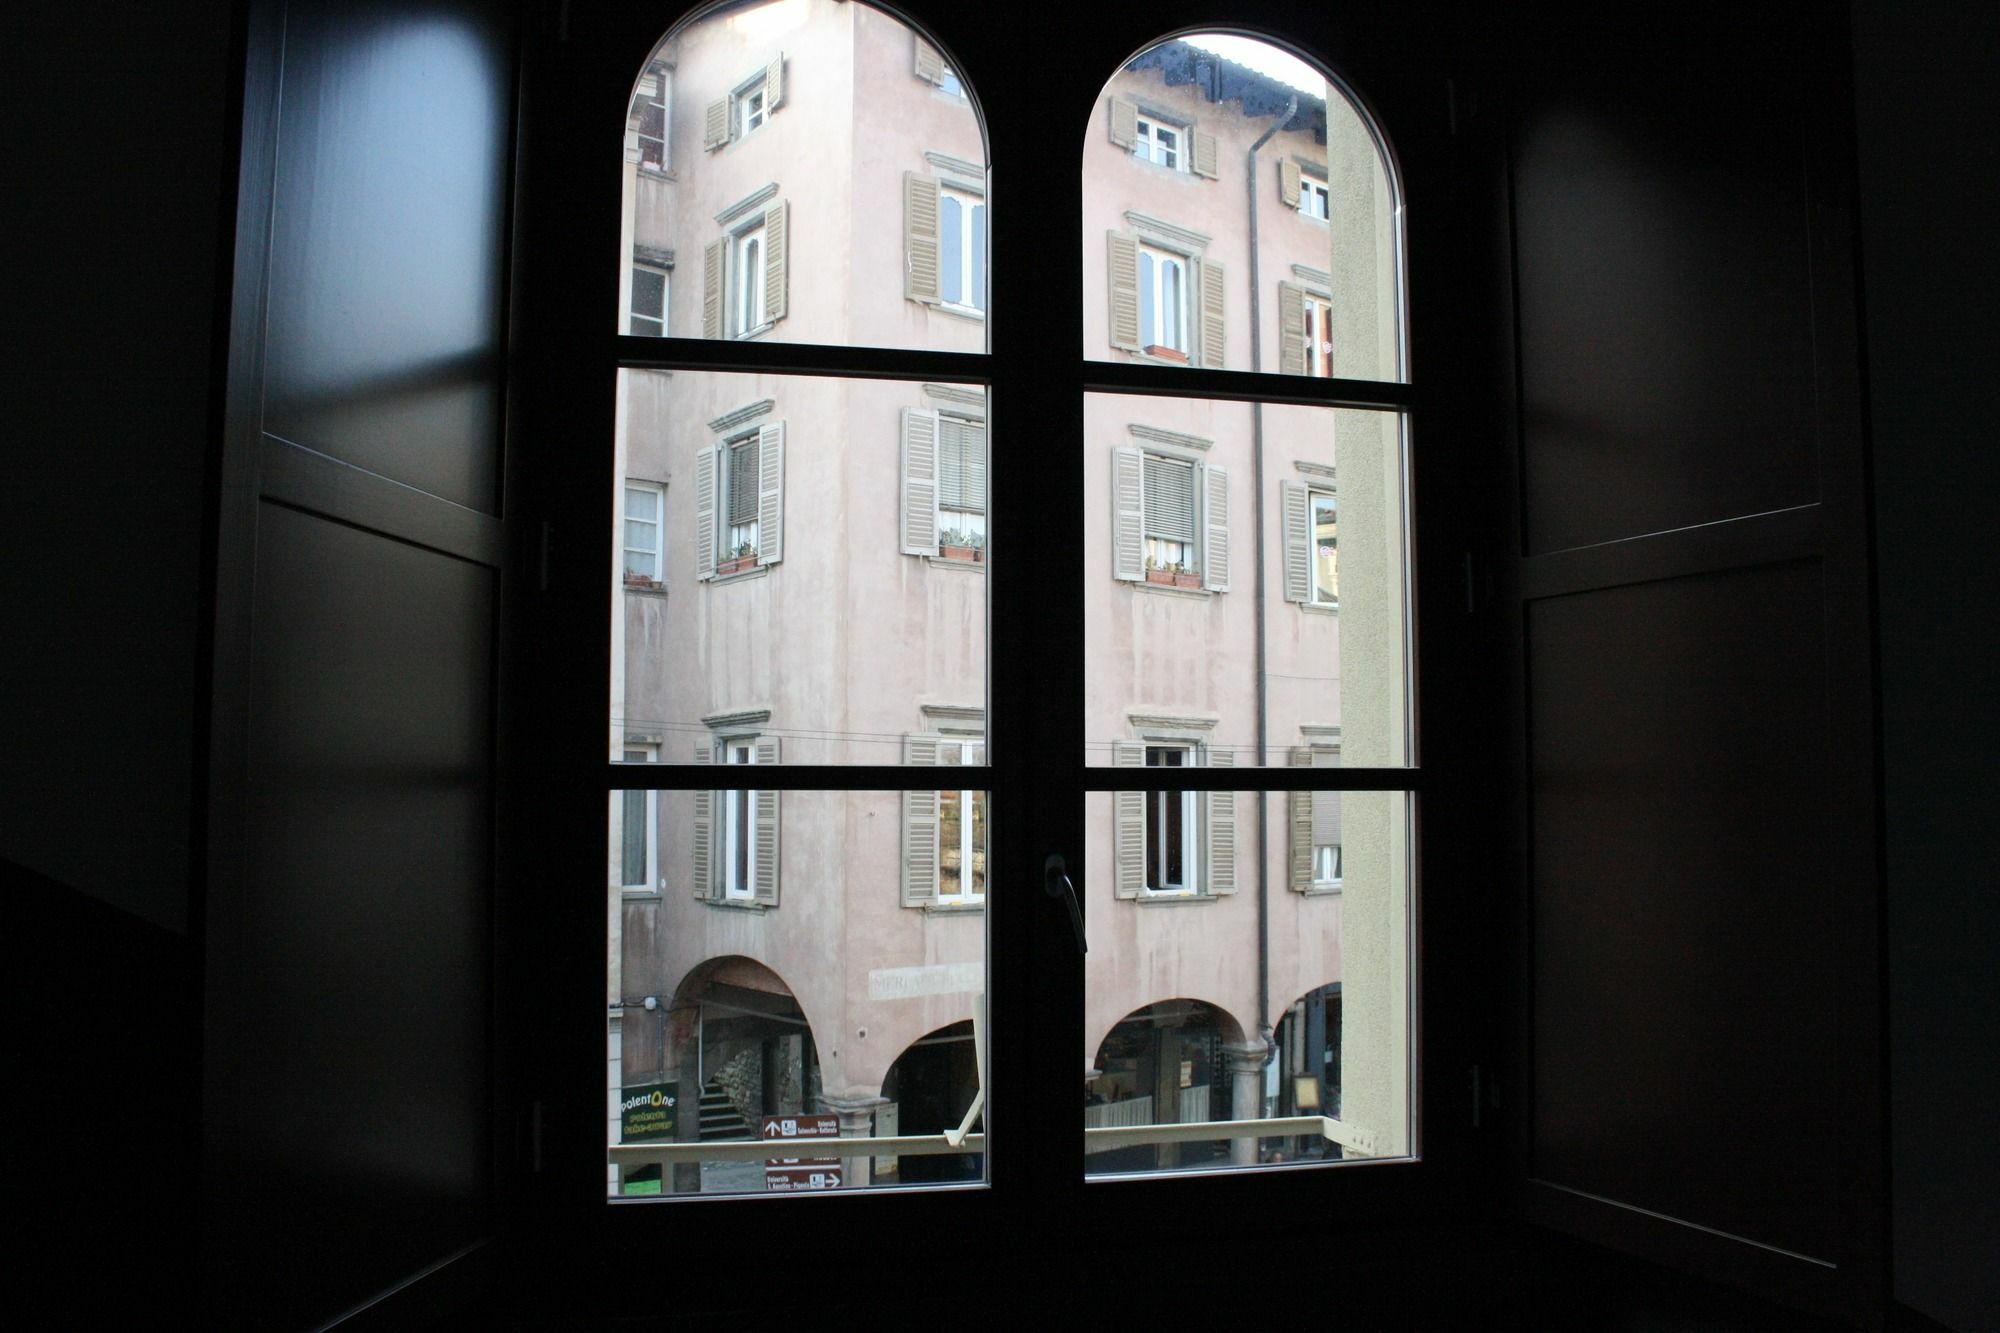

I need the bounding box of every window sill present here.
[932,303,986,324]
[624,579,669,598]
[621,888,663,900]
[923,901,985,916]
[706,897,769,913]
[733,321,775,341]
[926,554,986,572]
[1300,601,1339,615]
[1132,348,1198,369]
[1128,579,1212,600]
[1135,892,1217,906]
[709,563,770,586]
[638,165,677,182]
[1302,883,1344,898]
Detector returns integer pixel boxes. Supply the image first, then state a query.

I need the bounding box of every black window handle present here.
[1043,853,1087,955]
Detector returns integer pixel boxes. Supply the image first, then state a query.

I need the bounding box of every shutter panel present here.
[1111,447,1145,582]
[904,171,941,304]
[1280,158,1302,208]
[901,407,941,556]
[764,53,785,111]
[1282,481,1312,603]
[1313,749,1343,857]
[752,735,780,906]
[1108,96,1138,149]
[1191,128,1218,180]
[756,422,784,565]
[1197,257,1226,369]
[704,97,729,151]
[1206,750,1237,895]
[1288,746,1315,891]
[1144,455,1196,543]
[702,238,724,339]
[1112,741,1145,899]
[1278,280,1307,375]
[902,734,941,907]
[763,200,788,323]
[1107,231,1142,351]
[694,445,718,579]
[692,741,714,899]
[914,37,943,85]
[964,421,988,515]
[1202,463,1230,592]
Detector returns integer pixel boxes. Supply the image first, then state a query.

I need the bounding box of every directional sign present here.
[761,1113,842,1191]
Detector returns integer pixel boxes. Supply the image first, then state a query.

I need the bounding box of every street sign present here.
[761,1113,842,1191]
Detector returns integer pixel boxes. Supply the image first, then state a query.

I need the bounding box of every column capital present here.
[819,1092,890,1115]
[1223,1040,1270,1075]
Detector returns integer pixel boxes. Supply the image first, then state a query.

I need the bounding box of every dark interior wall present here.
[1849,4,2000,1330]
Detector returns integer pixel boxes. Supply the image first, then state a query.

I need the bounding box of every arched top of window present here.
[619,0,991,353]
[1082,30,1405,383]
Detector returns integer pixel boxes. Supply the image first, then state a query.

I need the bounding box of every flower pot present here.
[1173,571,1201,588]
[717,555,757,576]
[939,544,982,562]
[1143,344,1189,363]
[1145,568,1175,585]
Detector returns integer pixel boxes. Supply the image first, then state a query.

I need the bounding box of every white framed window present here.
[723,432,760,560]
[1298,173,1330,219]
[1133,113,1184,171]
[624,481,663,582]
[1305,293,1333,378]
[720,736,758,900]
[1111,446,1229,592]
[1313,843,1343,889]
[703,55,784,153]
[937,414,986,553]
[620,746,658,891]
[629,263,667,337]
[634,63,669,171]
[732,224,766,337]
[1310,489,1339,607]
[937,738,987,905]
[739,78,768,137]
[1142,453,1198,577]
[1145,744,1198,895]
[940,185,986,313]
[1288,740,1343,894]
[938,64,963,98]
[698,420,783,579]
[1139,246,1189,356]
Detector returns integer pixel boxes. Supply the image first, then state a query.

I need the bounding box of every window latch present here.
[1043,853,1087,955]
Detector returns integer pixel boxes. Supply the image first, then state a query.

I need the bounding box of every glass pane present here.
[613,369,989,763]
[620,0,987,352]
[1084,393,1409,767]
[1083,789,1409,1176]
[1083,33,1403,382]
[609,789,988,1196]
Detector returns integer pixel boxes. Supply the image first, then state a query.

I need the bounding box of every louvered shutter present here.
[762,201,788,323]
[692,741,714,899]
[764,53,785,111]
[904,171,941,304]
[938,417,986,516]
[1278,280,1307,375]
[1288,746,1315,891]
[752,735,780,906]
[1144,455,1196,546]
[756,422,784,565]
[1111,447,1145,582]
[901,407,940,556]
[1107,231,1142,352]
[1313,750,1343,876]
[1191,128,1218,180]
[702,238,724,339]
[902,734,941,907]
[704,97,729,151]
[1202,463,1230,592]
[1197,257,1226,369]
[1282,480,1312,603]
[1112,741,1146,898]
[694,445,718,579]
[1280,158,1302,208]
[1108,96,1138,149]
[1206,750,1236,895]
[914,37,943,85]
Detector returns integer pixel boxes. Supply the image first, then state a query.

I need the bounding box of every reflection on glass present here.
[1084,790,1408,1177]
[608,789,988,1196]
[619,0,987,354]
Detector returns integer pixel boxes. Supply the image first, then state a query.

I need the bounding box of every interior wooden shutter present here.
[764,53,785,111]
[914,37,943,85]
[1107,231,1142,351]
[702,238,724,339]
[1206,750,1237,895]
[1280,158,1302,208]
[704,97,729,151]
[1111,447,1145,581]
[1112,741,1146,898]
[756,422,784,565]
[1191,128,1218,180]
[1108,96,1138,150]
[694,445,718,579]
[1288,746,1315,891]
[692,741,714,899]
[901,407,940,556]
[1202,463,1230,591]
[752,735,780,906]
[1282,480,1311,603]
[1278,279,1307,375]
[762,201,788,323]
[902,734,941,907]
[1197,257,1226,369]
[904,171,941,304]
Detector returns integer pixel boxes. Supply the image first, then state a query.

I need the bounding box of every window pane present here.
[614,370,988,764]
[610,789,988,1196]
[1084,33,1403,381]
[621,0,987,352]
[1084,790,1409,1176]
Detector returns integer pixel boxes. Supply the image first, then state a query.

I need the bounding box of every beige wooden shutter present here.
[904,171,941,304]
[1191,128,1218,180]
[762,201,788,323]
[1111,446,1145,582]
[1112,741,1146,898]
[914,37,944,85]
[1108,96,1137,150]
[1280,158,1302,208]
[901,407,941,556]
[1197,257,1226,369]
[1202,463,1230,592]
[704,97,729,151]
[764,53,785,111]
[1288,746,1314,891]
[702,238,724,339]
[1278,280,1307,375]
[1107,231,1142,352]
[756,422,784,565]
[692,741,714,899]
[694,445,718,579]
[752,735,780,906]
[1282,480,1311,603]
[902,734,941,907]
[1206,750,1237,895]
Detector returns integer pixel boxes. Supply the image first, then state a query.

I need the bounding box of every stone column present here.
[1225,1041,1269,1167]
[821,1093,888,1189]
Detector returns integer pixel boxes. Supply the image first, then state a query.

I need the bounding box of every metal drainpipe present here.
[1247,96,1297,1086]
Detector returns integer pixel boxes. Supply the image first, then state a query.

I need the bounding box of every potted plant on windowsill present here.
[1144,556,1175,586]
[717,542,758,576]
[1143,343,1189,364]
[623,571,664,591]
[938,528,984,563]
[1171,562,1200,588]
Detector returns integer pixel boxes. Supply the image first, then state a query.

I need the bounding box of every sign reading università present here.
[620,1082,679,1142]
[760,1113,842,1191]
